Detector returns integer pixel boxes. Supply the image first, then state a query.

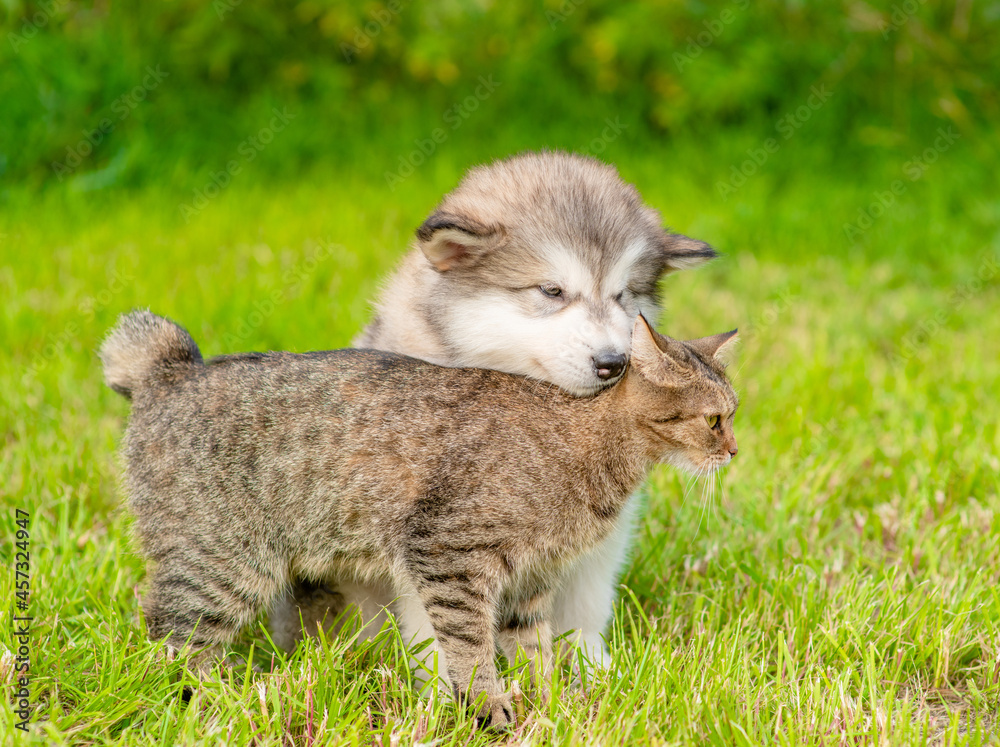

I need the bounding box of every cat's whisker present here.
[681,466,701,511]
[707,471,717,523]
[695,466,711,536]
[719,467,732,524]
[708,470,719,517]
[711,470,721,523]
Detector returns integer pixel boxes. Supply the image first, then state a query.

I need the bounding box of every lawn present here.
[2,136,999,745]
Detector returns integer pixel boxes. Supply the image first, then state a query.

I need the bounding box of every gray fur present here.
[277,152,720,660]
[100,309,202,398]
[103,309,738,729]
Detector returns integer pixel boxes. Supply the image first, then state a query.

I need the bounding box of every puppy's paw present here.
[562,635,618,689]
[578,635,611,669]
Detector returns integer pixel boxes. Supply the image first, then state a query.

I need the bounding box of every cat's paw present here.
[166,643,223,677]
[476,692,514,731]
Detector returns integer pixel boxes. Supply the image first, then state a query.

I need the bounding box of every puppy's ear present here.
[416,211,504,272]
[658,231,718,275]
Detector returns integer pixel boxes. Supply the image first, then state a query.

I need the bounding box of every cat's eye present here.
[539,284,563,298]
[706,415,720,430]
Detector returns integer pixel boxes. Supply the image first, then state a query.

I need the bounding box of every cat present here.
[100,309,739,728]
[273,151,718,662]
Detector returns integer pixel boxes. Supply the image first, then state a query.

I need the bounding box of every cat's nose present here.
[728,441,739,458]
[593,352,627,381]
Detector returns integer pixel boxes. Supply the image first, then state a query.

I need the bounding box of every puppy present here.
[271,150,717,666]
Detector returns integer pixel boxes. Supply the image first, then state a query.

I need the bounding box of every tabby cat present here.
[101,310,739,728]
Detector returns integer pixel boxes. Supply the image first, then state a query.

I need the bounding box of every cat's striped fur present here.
[101,309,739,728]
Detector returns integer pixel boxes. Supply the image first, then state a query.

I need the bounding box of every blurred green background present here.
[3,2,1000,743]
[3,0,998,194]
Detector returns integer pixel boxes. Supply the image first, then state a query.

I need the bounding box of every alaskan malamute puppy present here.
[271,150,716,666]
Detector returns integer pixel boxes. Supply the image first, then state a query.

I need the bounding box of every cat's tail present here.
[100,310,203,398]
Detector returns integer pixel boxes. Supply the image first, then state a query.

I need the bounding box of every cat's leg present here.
[403,566,512,729]
[549,495,641,669]
[145,549,283,675]
[498,589,555,698]
[394,581,451,692]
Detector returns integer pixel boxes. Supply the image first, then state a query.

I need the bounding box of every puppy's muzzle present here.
[593,352,627,382]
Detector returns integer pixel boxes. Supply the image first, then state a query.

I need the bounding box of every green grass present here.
[2,137,999,745]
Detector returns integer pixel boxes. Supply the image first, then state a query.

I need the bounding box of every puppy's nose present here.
[593,352,627,381]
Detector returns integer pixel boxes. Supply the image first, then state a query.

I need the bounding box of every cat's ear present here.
[416,211,504,271]
[686,329,739,364]
[630,315,690,386]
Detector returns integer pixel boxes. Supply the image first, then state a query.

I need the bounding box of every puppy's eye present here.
[706,415,720,429]
[539,284,563,298]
